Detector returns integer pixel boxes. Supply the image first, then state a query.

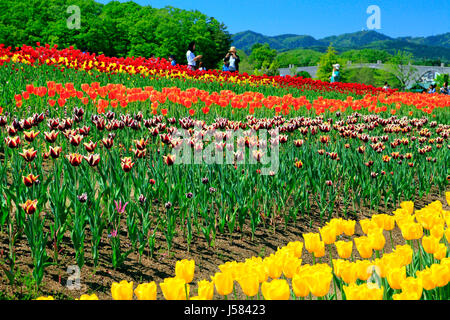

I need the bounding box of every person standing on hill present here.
[223,47,240,72]
[186,41,202,71]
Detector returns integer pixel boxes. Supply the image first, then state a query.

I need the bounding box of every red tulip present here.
[84,154,100,167]
[49,146,62,159]
[44,130,59,143]
[19,148,38,162]
[66,153,83,166]
[121,157,135,172]
[5,136,21,148]
[23,130,40,142]
[20,199,38,215]
[84,141,97,153]
[22,174,39,187]
[163,154,176,166]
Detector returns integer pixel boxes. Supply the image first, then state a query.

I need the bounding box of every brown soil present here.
[0,187,448,300]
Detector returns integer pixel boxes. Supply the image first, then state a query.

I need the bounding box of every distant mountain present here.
[232,30,322,53]
[397,32,450,48]
[319,31,392,47]
[232,30,450,62]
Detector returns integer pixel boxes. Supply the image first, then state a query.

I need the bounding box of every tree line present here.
[0,0,232,69]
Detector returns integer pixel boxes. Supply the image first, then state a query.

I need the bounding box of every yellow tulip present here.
[340,262,358,284]
[218,261,238,278]
[446,191,450,206]
[400,222,423,241]
[111,280,134,300]
[360,218,378,235]
[292,272,310,298]
[371,214,385,229]
[286,241,303,258]
[430,224,444,240]
[387,266,407,290]
[416,210,443,230]
[395,213,415,230]
[342,220,356,236]
[334,240,353,259]
[237,273,260,297]
[319,224,337,245]
[263,255,284,279]
[393,291,420,300]
[303,232,321,254]
[430,264,449,287]
[400,277,423,300]
[77,294,99,300]
[282,256,302,279]
[134,282,157,300]
[372,214,395,231]
[175,259,195,284]
[383,215,395,231]
[416,268,435,291]
[261,279,290,300]
[400,201,415,215]
[421,235,440,254]
[160,277,189,300]
[329,218,344,235]
[433,243,447,260]
[344,283,383,300]
[332,259,345,278]
[211,272,234,296]
[35,296,54,300]
[394,244,414,266]
[314,240,326,258]
[445,228,450,243]
[245,261,268,283]
[354,236,373,259]
[356,260,374,281]
[368,228,386,251]
[197,279,214,300]
[308,271,332,297]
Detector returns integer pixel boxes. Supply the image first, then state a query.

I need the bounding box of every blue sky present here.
[97,0,449,38]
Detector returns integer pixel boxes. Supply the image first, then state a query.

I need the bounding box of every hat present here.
[333,64,340,69]
[229,46,237,52]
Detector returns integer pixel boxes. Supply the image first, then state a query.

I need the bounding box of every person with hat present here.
[223,47,240,72]
[330,64,340,83]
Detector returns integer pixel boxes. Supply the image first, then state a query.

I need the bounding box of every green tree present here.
[316,44,345,82]
[0,0,231,68]
[384,50,418,90]
[295,71,312,78]
[249,43,277,70]
[340,49,393,64]
[435,73,449,87]
[276,49,322,68]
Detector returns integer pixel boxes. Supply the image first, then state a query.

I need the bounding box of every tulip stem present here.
[328,244,338,300]
[389,230,394,251]
[416,240,423,270]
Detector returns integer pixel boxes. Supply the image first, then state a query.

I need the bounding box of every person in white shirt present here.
[186,41,202,71]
